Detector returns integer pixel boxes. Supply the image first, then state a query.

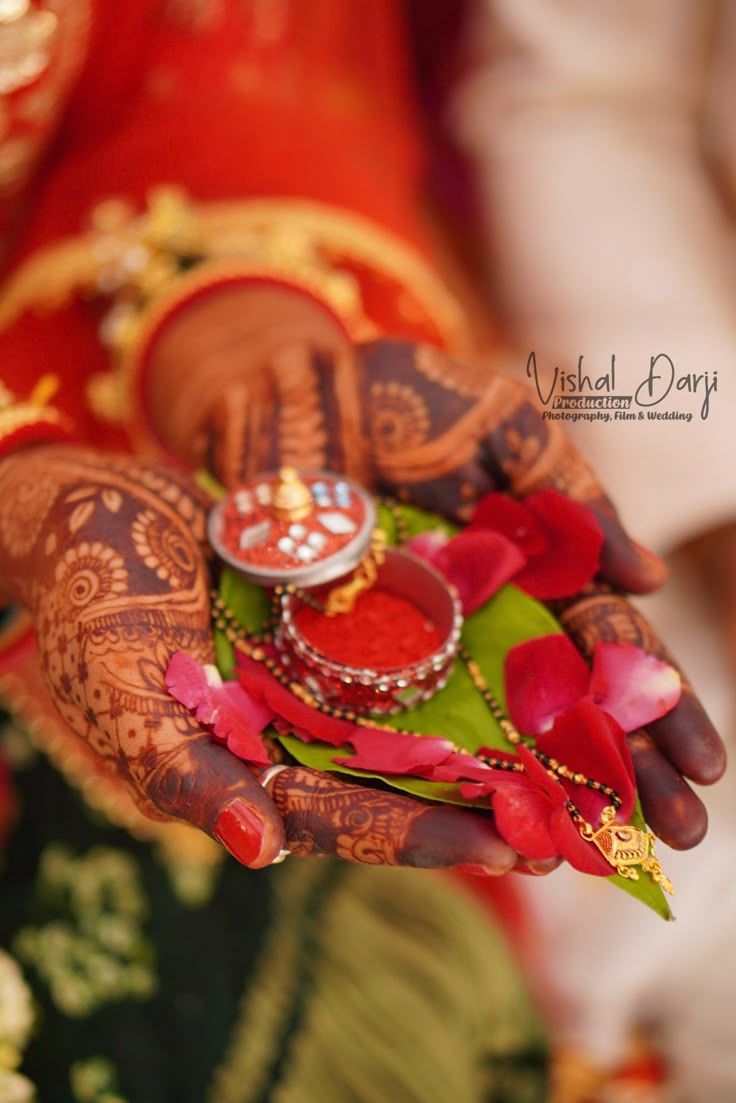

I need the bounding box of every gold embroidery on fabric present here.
[0,949,36,1103]
[0,1,59,96]
[207,861,325,1103]
[0,0,92,194]
[214,865,547,1103]
[0,667,225,906]
[0,192,472,448]
[70,1056,129,1103]
[13,844,157,1018]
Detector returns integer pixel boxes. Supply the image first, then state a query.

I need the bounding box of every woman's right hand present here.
[140,284,725,849]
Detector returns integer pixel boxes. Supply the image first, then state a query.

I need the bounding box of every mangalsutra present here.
[210,591,674,895]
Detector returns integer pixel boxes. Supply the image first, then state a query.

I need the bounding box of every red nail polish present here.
[454,863,497,878]
[214,801,265,866]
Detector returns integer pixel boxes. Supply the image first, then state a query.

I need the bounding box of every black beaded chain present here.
[211,591,623,828]
[380,497,409,544]
[455,645,623,829]
[208,495,682,894]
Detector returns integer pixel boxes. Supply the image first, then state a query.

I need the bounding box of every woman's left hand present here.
[0,445,528,875]
[189,328,726,849]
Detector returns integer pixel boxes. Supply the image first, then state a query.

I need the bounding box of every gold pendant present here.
[580,806,675,895]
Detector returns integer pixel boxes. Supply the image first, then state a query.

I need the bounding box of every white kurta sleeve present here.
[453,0,735,552]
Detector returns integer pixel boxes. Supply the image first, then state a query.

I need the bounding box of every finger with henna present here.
[628,732,709,850]
[266,766,517,874]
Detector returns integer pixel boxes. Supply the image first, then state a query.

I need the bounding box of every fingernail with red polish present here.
[454,863,501,878]
[214,800,265,866]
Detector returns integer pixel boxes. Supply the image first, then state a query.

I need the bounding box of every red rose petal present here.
[237,654,358,747]
[516,741,621,872]
[165,651,212,712]
[433,530,526,615]
[165,652,272,767]
[459,759,560,860]
[405,529,450,563]
[493,785,560,860]
[590,642,682,732]
[334,728,455,775]
[513,490,604,600]
[458,769,539,800]
[504,634,590,735]
[428,748,518,784]
[548,805,615,876]
[215,681,274,766]
[537,700,636,822]
[469,493,548,557]
[516,742,567,804]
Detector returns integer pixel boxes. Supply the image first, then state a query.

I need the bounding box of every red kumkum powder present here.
[293,589,442,669]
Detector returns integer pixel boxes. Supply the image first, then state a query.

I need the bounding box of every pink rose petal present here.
[405,529,450,562]
[237,654,359,747]
[334,728,455,775]
[433,530,526,615]
[537,700,636,823]
[590,642,681,732]
[505,635,590,735]
[165,651,212,713]
[165,652,273,767]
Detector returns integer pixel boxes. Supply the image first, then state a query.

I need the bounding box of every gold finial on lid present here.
[272,466,313,522]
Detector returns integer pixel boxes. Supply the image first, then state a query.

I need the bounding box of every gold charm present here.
[0,1,58,96]
[580,805,675,895]
[324,528,387,616]
[272,466,313,522]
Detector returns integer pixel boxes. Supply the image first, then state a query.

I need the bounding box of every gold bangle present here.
[0,377,71,461]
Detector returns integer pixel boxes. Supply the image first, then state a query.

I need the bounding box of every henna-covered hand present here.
[141,288,724,850]
[0,444,521,874]
[354,340,727,851]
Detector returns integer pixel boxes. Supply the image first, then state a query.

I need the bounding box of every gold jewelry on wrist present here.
[0,375,71,461]
[0,189,472,450]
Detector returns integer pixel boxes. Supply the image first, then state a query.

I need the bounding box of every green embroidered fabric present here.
[0,728,548,1103]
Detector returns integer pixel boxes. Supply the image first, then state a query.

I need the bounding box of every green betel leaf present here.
[278,581,561,800]
[214,569,271,677]
[214,504,673,919]
[606,798,673,920]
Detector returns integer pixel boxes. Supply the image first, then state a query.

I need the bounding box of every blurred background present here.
[417,2,736,1099]
[0,3,734,1101]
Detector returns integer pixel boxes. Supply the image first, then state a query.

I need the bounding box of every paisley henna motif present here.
[0,445,518,868]
[101,309,724,851]
[0,446,217,824]
[549,584,667,663]
[358,340,607,517]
